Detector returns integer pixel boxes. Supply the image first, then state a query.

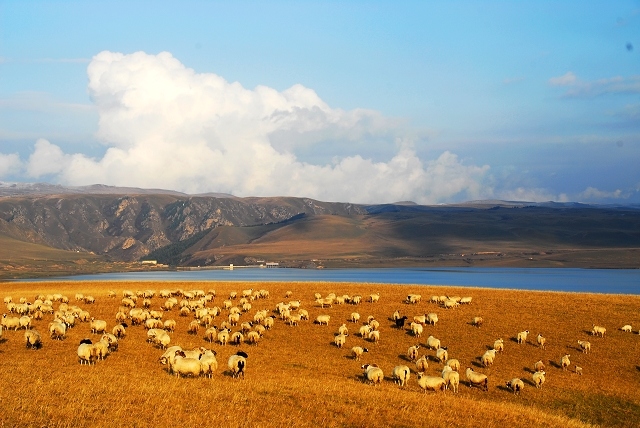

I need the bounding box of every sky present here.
[0,1,639,204]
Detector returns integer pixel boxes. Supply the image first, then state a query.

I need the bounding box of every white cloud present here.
[549,72,640,97]
[578,187,626,201]
[19,50,493,204]
[549,72,577,86]
[0,153,22,177]
[497,187,569,203]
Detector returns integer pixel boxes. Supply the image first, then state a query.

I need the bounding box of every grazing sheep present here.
[561,354,571,371]
[410,322,423,338]
[24,329,42,349]
[575,365,583,375]
[217,328,230,345]
[517,330,529,344]
[315,315,330,326]
[435,347,448,364]
[101,333,119,352]
[204,327,218,343]
[426,335,441,350]
[90,318,107,334]
[416,373,446,392]
[1,314,21,331]
[460,297,472,305]
[426,313,439,326]
[415,355,429,372]
[406,294,421,304]
[506,378,524,395]
[19,316,32,330]
[481,349,497,367]
[443,299,459,309]
[620,325,632,333]
[465,368,489,391]
[391,365,411,387]
[591,325,606,337]
[536,334,546,349]
[171,350,203,377]
[246,330,261,345]
[395,316,409,329]
[350,312,360,323]
[112,323,127,338]
[471,317,483,327]
[298,309,309,320]
[262,316,275,330]
[361,364,384,385]
[48,321,67,340]
[338,323,349,336]
[351,346,369,361]
[77,340,97,365]
[93,338,110,360]
[532,371,546,388]
[442,366,460,393]
[163,319,176,333]
[445,359,460,372]
[577,340,591,354]
[413,314,427,325]
[334,333,347,348]
[407,344,420,361]
[368,330,380,344]
[493,338,504,353]
[534,360,545,372]
[228,351,248,379]
[368,293,380,303]
[200,349,218,378]
[368,319,380,331]
[230,331,244,345]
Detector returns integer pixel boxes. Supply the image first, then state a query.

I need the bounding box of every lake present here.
[24,267,640,295]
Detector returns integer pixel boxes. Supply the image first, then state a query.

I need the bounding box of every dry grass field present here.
[1,280,639,428]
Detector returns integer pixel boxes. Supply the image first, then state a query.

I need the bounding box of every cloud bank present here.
[19,51,494,204]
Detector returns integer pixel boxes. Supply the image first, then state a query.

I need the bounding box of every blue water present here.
[25,267,640,295]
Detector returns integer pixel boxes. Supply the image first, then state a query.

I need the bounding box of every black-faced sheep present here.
[361,364,383,385]
[416,373,446,392]
[465,367,488,391]
[506,378,524,395]
[351,346,368,361]
[517,330,529,344]
[536,333,546,349]
[228,351,248,379]
[578,340,591,354]
[561,354,571,371]
[24,329,42,349]
[391,365,410,387]
[532,371,545,388]
[591,325,606,337]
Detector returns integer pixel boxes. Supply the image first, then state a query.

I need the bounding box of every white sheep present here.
[506,378,524,395]
[445,358,460,372]
[338,323,349,336]
[246,330,261,345]
[217,328,230,345]
[534,360,545,372]
[200,349,218,378]
[435,347,448,364]
[90,318,107,334]
[406,294,422,304]
[471,316,483,327]
[112,323,127,338]
[459,297,472,305]
[334,333,347,348]
[171,350,203,377]
[407,344,421,361]
[315,315,330,326]
[93,338,110,360]
[77,339,97,365]
[351,346,369,361]
[19,315,32,330]
[465,367,489,391]
[350,312,360,323]
[415,355,429,372]
[620,325,632,332]
[359,324,372,338]
[577,340,591,354]
[410,322,423,338]
[591,325,606,337]
[361,364,384,385]
[561,354,571,371]
[228,351,248,379]
[536,333,546,349]
[230,331,244,345]
[416,372,446,392]
[481,349,497,367]
[532,371,546,388]
[426,335,441,350]
[368,293,380,303]
[517,330,529,344]
[493,338,504,352]
[441,366,459,393]
[48,321,67,340]
[391,365,411,387]
[1,314,20,331]
[24,329,42,349]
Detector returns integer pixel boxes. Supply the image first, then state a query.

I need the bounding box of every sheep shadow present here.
[398,354,412,362]
[496,384,511,393]
[582,330,593,336]
[523,367,535,374]
[548,360,562,369]
[471,360,484,368]
[510,337,519,343]
[523,378,537,387]
[636,365,640,372]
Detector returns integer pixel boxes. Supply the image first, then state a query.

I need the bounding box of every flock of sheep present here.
[1,286,636,395]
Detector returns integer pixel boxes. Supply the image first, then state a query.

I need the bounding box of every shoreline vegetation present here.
[1,280,639,427]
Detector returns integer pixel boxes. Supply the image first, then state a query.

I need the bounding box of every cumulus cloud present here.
[498,187,569,203]
[19,50,494,204]
[0,153,22,177]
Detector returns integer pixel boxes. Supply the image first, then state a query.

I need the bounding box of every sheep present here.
[262,316,275,329]
[90,318,107,334]
[442,366,460,393]
[445,358,460,372]
[368,319,380,331]
[443,299,459,309]
[537,334,546,349]
[410,322,423,338]
[200,349,218,378]
[246,330,261,345]
[286,314,301,326]
[231,331,244,345]
[298,309,309,320]
[334,333,347,348]
[406,294,421,304]
[338,323,349,336]
[517,330,529,344]
[163,319,176,333]
[575,365,583,375]
[1,314,20,331]
[217,328,230,345]
[316,298,333,308]
[204,327,218,343]
[435,347,449,364]
[350,312,360,323]
[506,378,524,395]
[188,320,200,335]
[532,371,546,388]
[77,340,97,365]
[416,372,446,392]
[228,351,248,379]
[591,325,606,337]
[460,297,472,305]
[561,354,571,371]
[101,333,119,352]
[48,321,67,340]
[112,323,127,338]
[578,340,591,354]
[391,365,411,387]
[415,355,429,372]
[471,317,483,328]
[361,364,384,385]
[407,344,420,361]
[426,313,439,326]
[152,331,171,349]
[395,316,409,329]
[24,329,42,349]
[621,325,632,332]
[534,360,545,372]
[493,338,504,353]
[315,315,330,326]
[171,350,203,377]
[426,335,441,350]
[93,338,110,360]
[19,315,32,330]
[413,314,427,325]
[465,367,489,391]
[368,330,380,344]
[368,293,380,303]
[351,346,369,361]
[481,349,497,367]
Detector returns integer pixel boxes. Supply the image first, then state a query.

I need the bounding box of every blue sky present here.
[0,1,638,204]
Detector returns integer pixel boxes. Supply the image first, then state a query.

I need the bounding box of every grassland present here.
[1,281,639,427]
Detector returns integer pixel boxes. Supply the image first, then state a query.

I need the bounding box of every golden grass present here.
[1,280,639,427]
